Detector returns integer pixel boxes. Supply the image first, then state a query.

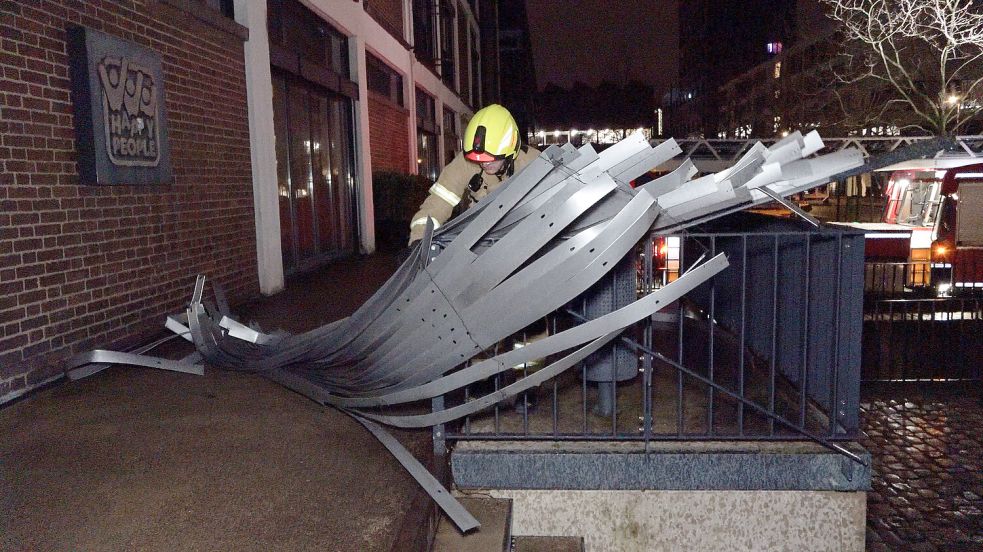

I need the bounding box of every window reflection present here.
[273,72,357,273]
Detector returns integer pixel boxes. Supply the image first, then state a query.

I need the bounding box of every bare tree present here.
[822,0,983,135]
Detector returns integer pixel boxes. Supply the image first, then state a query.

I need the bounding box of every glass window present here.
[416,88,439,180]
[418,130,440,182]
[439,0,456,88]
[329,97,356,252]
[268,0,350,79]
[272,76,294,268]
[905,180,934,225]
[413,0,437,68]
[287,84,316,263]
[366,53,404,106]
[458,17,471,105]
[443,107,459,163]
[416,87,437,131]
[273,72,358,273]
[469,31,480,105]
[284,6,326,66]
[267,0,283,44]
[313,94,357,254]
[203,0,234,18]
[326,28,350,79]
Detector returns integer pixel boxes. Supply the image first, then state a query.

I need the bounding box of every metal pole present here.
[800,235,811,429]
[708,236,716,435]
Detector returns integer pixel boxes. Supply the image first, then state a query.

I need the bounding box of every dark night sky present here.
[525,0,679,95]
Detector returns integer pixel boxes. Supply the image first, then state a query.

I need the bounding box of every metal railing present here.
[864,262,934,299]
[657,135,983,162]
[865,255,983,299]
[648,135,983,173]
[441,227,865,455]
[862,298,983,382]
[859,252,983,381]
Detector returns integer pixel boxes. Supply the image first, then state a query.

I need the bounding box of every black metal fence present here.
[864,262,932,299]
[441,222,866,451]
[862,298,983,382]
[861,255,983,382]
[864,258,983,300]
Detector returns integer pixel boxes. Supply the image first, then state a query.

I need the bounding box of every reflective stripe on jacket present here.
[409,146,540,243]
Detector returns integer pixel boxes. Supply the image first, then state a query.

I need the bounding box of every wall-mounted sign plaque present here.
[67,25,173,185]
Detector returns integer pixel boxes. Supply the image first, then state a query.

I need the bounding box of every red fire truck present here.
[838,156,983,296]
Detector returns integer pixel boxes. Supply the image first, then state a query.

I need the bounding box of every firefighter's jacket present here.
[408,146,541,243]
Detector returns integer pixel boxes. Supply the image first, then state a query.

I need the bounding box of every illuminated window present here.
[766,42,783,54]
[773,62,781,79]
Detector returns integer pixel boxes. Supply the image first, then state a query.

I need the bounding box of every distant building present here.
[718,10,983,139]
[718,32,853,139]
[669,0,801,137]
[497,0,538,139]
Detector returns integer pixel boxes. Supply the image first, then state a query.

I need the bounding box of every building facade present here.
[0,0,497,403]
[719,3,983,139]
[718,33,844,139]
[668,0,798,137]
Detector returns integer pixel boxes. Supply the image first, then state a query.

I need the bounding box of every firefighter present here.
[408,104,540,245]
[408,105,544,413]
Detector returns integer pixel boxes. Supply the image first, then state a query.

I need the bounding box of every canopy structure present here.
[69,131,863,532]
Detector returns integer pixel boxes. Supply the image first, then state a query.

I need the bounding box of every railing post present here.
[432,396,446,458]
[643,238,654,448]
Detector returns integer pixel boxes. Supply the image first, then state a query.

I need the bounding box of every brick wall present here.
[0,1,259,400]
[368,91,410,173]
[364,0,404,42]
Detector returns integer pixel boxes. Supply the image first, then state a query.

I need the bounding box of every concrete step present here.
[433,497,512,552]
[511,536,585,552]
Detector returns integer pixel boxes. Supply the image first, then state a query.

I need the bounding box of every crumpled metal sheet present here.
[67,131,864,532]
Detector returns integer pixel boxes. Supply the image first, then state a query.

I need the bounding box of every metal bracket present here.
[760,186,822,228]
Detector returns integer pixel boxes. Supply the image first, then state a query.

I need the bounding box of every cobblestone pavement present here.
[859,383,983,551]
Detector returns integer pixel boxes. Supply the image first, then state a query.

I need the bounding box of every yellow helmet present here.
[463,104,520,162]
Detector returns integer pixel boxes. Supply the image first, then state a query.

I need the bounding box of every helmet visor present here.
[463,150,501,163]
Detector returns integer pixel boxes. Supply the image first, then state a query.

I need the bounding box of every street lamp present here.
[945,94,962,132]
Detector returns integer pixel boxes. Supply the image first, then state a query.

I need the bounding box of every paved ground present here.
[860,382,983,551]
[0,254,432,552]
[6,250,983,551]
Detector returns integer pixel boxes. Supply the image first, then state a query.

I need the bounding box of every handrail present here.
[650,135,983,162]
[563,308,869,467]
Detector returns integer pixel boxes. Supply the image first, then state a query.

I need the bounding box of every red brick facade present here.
[368,91,411,173]
[0,1,259,398]
[365,0,404,42]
